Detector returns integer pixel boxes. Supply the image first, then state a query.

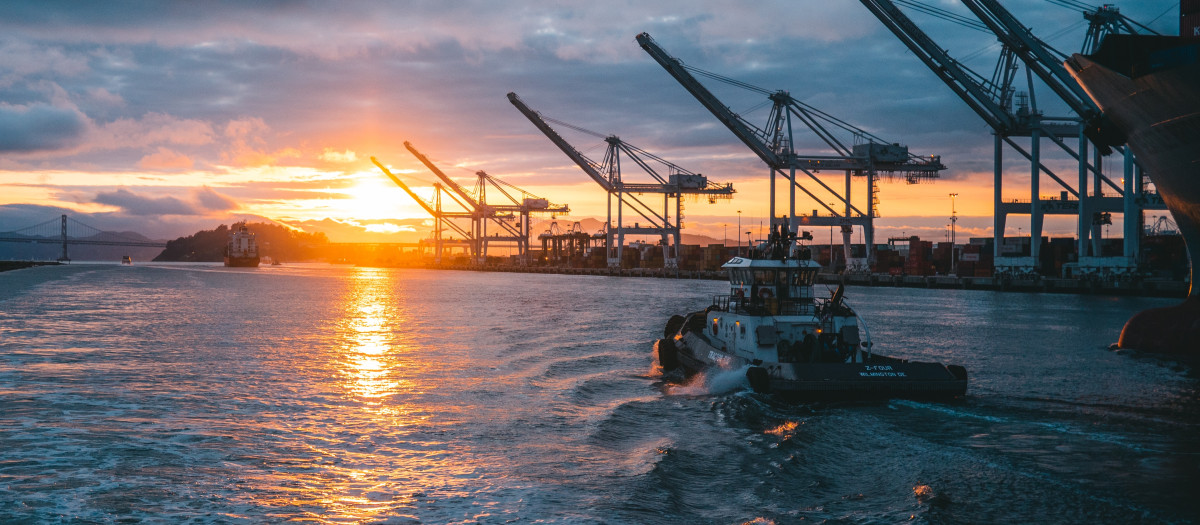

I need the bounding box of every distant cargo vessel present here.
[224,225,260,267]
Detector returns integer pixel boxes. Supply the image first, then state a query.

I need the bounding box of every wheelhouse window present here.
[791,269,816,286]
[727,269,755,285]
[753,269,777,285]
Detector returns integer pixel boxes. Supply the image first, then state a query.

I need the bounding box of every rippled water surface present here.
[1,263,1197,524]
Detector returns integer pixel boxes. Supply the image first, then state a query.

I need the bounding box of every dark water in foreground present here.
[0,263,1196,524]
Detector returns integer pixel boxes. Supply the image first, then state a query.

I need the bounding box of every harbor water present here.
[1,264,1197,523]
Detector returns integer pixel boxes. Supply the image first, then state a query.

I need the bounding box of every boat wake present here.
[668,365,752,396]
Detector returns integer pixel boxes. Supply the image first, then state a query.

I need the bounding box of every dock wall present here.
[418,263,1188,298]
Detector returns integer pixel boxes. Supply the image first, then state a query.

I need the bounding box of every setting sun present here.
[342,174,410,221]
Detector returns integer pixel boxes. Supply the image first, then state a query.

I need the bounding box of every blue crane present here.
[636,32,945,268]
[858,0,1163,273]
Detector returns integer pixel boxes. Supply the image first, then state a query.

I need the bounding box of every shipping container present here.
[1183,12,1200,38]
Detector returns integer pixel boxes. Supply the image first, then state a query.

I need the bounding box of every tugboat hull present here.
[663,327,966,401]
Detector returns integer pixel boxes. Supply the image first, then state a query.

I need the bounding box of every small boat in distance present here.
[120,255,132,265]
[658,223,967,400]
[224,225,261,268]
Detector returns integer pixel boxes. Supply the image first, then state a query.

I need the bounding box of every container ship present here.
[224,225,260,267]
[1065,33,1200,354]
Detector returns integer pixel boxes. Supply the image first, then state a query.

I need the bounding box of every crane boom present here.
[507,92,616,193]
[371,156,441,217]
[508,90,733,270]
[403,142,481,210]
[636,32,784,168]
[857,0,1014,132]
[475,170,570,214]
[959,0,1098,121]
[637,32,943,177]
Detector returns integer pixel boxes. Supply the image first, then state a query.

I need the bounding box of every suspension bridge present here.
[0,214,166,262]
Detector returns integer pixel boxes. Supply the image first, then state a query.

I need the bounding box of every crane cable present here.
[893,0,990,32]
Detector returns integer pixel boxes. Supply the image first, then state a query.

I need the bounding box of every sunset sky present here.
[0,1,1180,244]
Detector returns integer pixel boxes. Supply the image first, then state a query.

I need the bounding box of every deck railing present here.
[710,294,818,316]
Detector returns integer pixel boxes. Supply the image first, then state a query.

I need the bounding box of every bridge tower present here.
[58,214,69,262]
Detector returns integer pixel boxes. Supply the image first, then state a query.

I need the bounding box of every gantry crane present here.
[858,0,1164,273]
[508,92,735,269]
[636,32,944,269]
[371,156,476,263]
[402,141,569,265]
[538,221,597,266]
[956,0,1162,265]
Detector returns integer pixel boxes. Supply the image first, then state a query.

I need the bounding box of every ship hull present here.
[224,256,260,268]
[1066,36,1200,354]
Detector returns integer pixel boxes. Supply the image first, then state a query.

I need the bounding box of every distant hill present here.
[153,222,329,262]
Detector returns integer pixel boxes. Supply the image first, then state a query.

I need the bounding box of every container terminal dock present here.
[338,231,1189,298]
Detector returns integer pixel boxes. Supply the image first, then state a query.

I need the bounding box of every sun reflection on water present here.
[341,267,406,407]
[238,267,492,522]
[263,266,442,522]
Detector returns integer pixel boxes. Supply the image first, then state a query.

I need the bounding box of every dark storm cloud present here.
[193,186,238,211]
[95,188,199,216]
[90,186,241,216]
[0,104,87,152]
[0,203,73,232]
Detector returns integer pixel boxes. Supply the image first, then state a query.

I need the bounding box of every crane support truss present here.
[373,148,568,266]
[508,92,734,269]
[402,142,568,266]
[372,156,473,263]
[859,0,1165,272]
[636,32,945,269]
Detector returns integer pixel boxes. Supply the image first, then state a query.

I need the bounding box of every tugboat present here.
[224,225,261,268]
[658,223,967,400]
[120,255,132,265]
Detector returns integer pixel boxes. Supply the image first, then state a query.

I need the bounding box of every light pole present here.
[737,210,742,256]
[828,203,836,270]
[949,193,958,275]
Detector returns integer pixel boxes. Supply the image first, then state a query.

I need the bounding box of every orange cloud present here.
[137,146,193,170]
[221,117,302,167]
[319,148,358,163]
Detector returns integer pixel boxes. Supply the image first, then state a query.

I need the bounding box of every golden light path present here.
[324,267,414,522]
[258,267,463,523]
[343,267,402,405]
